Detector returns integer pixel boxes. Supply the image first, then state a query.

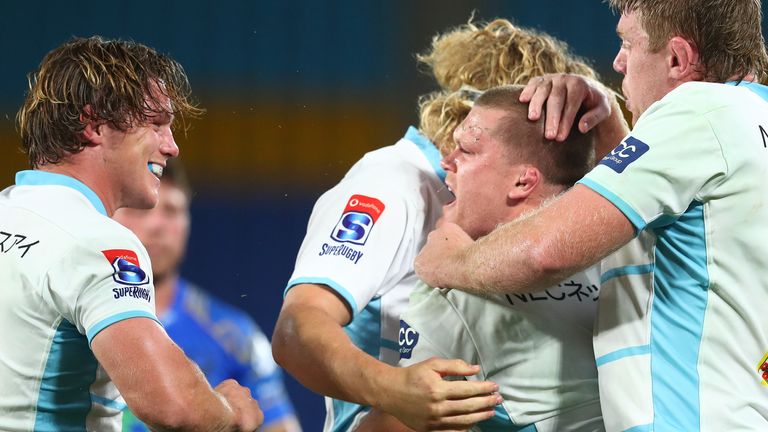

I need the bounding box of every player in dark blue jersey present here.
[115,160,300,432]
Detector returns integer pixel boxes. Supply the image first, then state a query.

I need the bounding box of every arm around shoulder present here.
[417,185,635,295]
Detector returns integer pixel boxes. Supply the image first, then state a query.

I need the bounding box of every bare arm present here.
[520,73,630,159]
[356,409,417,432]
[415,185,635,295]
[272,283,501,431]
[92,318,263,432]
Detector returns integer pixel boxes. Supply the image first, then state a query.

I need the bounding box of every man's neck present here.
[154,273,179,316]
[38,159,116,215]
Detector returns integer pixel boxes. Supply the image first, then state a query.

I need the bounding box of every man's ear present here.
[668,36,702,81]
[508,165,540,200]
[80,106,104,146]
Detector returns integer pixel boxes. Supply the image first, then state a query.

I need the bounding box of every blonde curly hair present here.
[417,18,600,153]
[419,18,597,92]
[418,90,475,156]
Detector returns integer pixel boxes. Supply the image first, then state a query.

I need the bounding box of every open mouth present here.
[444,183,456,206]
[148,162,164,179]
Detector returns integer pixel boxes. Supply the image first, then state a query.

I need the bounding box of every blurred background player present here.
[114,159,301,432]
[273,17,623,431]
[0,36,262,431]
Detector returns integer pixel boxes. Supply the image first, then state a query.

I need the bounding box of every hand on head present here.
[520,74,615,141]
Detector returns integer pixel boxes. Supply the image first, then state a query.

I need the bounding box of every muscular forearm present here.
[423,186,634,296]
[124,345,239,431]
[94,319,260,432]
[272,303,393,407]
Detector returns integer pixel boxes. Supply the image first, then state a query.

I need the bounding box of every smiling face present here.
[101,88,179,211]
[612,11,672,125]
[441,105,523,240]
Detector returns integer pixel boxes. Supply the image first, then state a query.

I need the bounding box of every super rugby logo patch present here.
[600,136,650,173]
[102,249,149,285]
[330,194,385,245]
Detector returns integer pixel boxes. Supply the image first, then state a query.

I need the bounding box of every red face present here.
[612,11,673,125]
[100,85,179,212]
[440,105,522,240]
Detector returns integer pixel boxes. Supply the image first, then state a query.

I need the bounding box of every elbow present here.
[528,241,571,283]
[271,311,295,369]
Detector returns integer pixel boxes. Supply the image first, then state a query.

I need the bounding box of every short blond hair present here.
[608,0,768,83]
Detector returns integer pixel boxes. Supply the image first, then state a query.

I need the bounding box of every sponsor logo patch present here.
[102,249,149,286]
[399,320,420,359]
[330,194,385,245]
[599,136,650,173]
[758,352,768,387]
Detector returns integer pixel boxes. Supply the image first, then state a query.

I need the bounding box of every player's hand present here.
[378,358,501,431]
[415,222,473,289]
[519,73,613,141]
[215,379,264,431]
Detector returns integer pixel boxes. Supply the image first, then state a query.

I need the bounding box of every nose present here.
[612,50,626,75]
[161,128,180,158]
[440,148,458,172]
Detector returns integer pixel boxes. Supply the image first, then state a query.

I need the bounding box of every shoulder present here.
[651,82,756,118]
[10,186,149,267]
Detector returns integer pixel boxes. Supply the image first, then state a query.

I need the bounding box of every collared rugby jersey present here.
[286,127,452,432]
[0,171,160,432]
[579,81,768,431]
[399,267,603,432]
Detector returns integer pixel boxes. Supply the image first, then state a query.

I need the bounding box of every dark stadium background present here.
[2,1,766,428]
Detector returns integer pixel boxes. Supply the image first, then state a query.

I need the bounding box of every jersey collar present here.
[726,80,768,102]
[405,126,446,183]
[15,170,108,216]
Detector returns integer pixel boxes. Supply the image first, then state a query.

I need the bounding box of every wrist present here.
[361,362,400,409]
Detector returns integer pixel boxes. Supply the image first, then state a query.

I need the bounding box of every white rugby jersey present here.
[0,171,160,432]
[286,127,451,432]
[578,81,768,431]
[399,266,603,432]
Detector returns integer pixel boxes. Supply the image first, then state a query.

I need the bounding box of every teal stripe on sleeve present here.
[87,311,161,343]
[285,277,359,318]
[578,178,647,232]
